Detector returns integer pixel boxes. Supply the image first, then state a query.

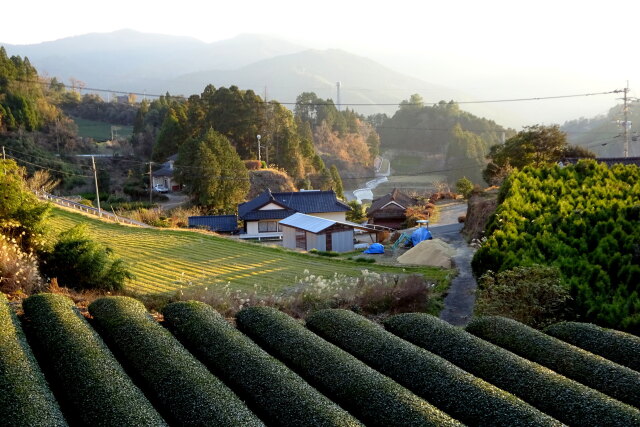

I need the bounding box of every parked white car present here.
[153,184,169,193]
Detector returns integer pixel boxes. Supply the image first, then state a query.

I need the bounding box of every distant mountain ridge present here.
[2,29,461,116]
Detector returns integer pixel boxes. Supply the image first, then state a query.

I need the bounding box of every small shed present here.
[279,213,355,253]
[188,215,238,234]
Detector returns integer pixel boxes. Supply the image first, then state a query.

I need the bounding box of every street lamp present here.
[257,134,262,162]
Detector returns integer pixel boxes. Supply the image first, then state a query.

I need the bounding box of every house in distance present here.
[366,188,418,230]
[237,189,350,239]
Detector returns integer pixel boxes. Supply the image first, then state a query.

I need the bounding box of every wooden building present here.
[279,213,356,253]
[366,188,417,230]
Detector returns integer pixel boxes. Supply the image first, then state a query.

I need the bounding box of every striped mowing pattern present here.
[49,207,449,295]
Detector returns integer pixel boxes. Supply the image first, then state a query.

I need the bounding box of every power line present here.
[17,77,622,106]
[4,153,93,178]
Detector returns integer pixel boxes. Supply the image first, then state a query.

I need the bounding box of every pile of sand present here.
[397,238,457,268]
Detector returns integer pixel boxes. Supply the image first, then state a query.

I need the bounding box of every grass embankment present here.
[48,207,450,296]
[72,117,133,141]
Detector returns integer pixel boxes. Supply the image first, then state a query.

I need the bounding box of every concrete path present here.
[347,156,390,202]
[429,202,478,327]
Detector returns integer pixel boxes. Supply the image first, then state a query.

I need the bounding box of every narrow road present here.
[429,202,478,327]
[347,156,390,202]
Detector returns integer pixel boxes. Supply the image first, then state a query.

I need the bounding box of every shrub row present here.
[235,306,461,427]
[545,321,640,372]
[466,316,640,407]
[306,309,561,426]
[0,293,67,426]
[22,294,166,426]
[384,313,640,426]
[88,296,262,426]
[163,301,360,427]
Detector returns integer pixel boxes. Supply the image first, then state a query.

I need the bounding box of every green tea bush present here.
[466,316,640,407]
[163,301,360,427]
[41,223,133,291]
[384,313,640,426]
[22,293,166,426]
[88,296,262,426]
[0,293,67,426]
[545,321,640,372]
[475,265,571,328]
[306,309,560,426]
[236,306,460,427]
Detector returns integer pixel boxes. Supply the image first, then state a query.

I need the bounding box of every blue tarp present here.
[411,227,433,246]
[363,243,385,254]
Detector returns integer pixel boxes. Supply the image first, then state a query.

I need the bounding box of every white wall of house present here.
[260,203,284,210]
[331,230,354,252]
[246,220,282,235]
[312,212,347,222]
[282,226,296,248]
[281,226,354,252]
[306,232,323,251]
[152,176,173,189]
[246,221,259,235]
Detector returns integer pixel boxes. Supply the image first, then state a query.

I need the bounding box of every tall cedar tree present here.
[175,129,249,212]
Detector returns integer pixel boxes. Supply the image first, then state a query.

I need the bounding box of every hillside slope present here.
[48,207,448,295]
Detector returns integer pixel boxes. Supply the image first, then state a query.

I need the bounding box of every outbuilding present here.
[279,213,356,253]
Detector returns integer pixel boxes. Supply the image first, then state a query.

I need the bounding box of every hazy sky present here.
[2,0,639,127]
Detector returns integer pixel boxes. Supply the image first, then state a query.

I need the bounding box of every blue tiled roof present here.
[238,189,349,220]
[188,215,238,233]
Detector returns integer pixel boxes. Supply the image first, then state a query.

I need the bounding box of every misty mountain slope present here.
[168,49,462,115]
[2,30,305,88]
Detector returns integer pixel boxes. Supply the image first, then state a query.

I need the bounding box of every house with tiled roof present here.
[152,154,179,192]
[238,189,350,238]
[366,188,418,230]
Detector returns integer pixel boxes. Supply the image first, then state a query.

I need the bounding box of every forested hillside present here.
[562,103,640,158]
[375,96,514,184]
[473,160,640,332]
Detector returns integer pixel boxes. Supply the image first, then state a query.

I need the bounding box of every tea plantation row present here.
[1,292,639,426]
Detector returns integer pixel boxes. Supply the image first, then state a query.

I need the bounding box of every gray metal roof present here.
[279,213,337,233]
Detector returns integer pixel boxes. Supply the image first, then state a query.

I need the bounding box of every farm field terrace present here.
[48,207,451,295]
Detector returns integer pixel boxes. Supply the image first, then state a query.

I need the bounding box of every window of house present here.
[258,221,280,232]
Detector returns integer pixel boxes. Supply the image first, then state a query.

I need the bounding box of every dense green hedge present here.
[471,161,640,332]
[466,316,640,407]
[384,313,640,426]
[235,306,460,426]
[22,294,166,426]
[545,321,640,372]
[88,296,262,426]
[306,309,561,426]
[0,293,67,426]
[163,301,360,427]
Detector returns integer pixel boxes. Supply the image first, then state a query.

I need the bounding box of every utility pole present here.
[623,81,630,158]
[148,161,153,204]
[2,146,5,176]
[91,156,102,217]
[257,135,262,163]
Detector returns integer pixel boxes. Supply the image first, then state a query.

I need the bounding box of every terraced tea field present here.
[48,207,450,295]
[3,293,639,426]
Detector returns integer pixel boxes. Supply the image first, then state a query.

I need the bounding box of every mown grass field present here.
[48,207,451,296]
[72,117,133,141]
